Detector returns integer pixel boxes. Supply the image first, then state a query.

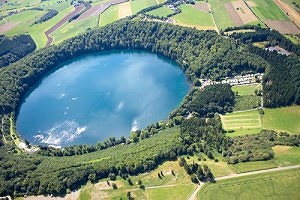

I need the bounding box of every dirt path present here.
[208,3,219,33]
[189,165,300,200]
[45,4,85,47]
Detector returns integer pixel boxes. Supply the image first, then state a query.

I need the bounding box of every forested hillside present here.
[0,21,299,198]
[0,35,36,67]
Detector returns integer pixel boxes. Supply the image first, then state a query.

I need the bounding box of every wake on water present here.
[33,120,87,147]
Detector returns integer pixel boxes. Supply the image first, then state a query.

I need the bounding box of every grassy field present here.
[251,0,289,20]
[232,84,261,96]
[186,155,235,177]
[198,168,300,200]
[273,146,300,166]
[231,160,278,173]
[78,160,195,200]
[130,0,157,14]
[208,0,234,31]
[51,15,99,45]
[221,110,261,134]
[173,4,215,29]
[262,106,300,134]
[4,6,74,48]
[147,6,174,17]
[99,5,119,27]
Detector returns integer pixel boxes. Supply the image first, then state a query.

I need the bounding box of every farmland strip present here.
[45,4,85,47]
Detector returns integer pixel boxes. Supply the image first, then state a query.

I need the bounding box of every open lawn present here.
[198,168,300,200]
[262,106,300,134]
[147,6,174,17]
[208,0,234,31]
[130,0,157,14]
[173,4,215,29]
[251,0,289,20]
[232,84,261,96]
[99,5,119,26]
[221,109,261,132]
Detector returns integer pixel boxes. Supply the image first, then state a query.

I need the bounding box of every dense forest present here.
[0,20,300,197]
[0,35,36,67]
[171,84,234,118]
[225,26,300,107]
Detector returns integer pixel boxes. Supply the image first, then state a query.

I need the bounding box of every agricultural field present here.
[208,0,234,31]
[198,168,300,200]
[262,106,300,134]
[118,2,132,19]
[172,4,215,30]
[51,15,99,45]
[130,0,157,14]
[220,110,262,136]
[99,5,119,26]
[250,0,289,20]
[147,6,174,17]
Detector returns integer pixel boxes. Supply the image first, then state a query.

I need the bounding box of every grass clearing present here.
[234,95,261,111]
[199,168,300,200]
[186,155,235,177]
[173,4,215,29]
[251,0,289,20]
[262,106,300,134]
[232,84,261,96]
[147,6,174,17]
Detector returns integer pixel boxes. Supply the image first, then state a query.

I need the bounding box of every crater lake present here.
[17,50,190,147]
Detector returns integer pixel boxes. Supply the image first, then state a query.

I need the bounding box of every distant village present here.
[200,73,263,89]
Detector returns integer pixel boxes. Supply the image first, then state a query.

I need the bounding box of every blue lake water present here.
[17,50,189,147]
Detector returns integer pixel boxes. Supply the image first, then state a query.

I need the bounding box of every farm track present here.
[45,4,85,47]
[189,164,300,200]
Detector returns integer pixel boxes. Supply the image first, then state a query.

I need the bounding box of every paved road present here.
[188,165,300,200]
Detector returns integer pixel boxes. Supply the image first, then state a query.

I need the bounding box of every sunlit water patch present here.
[17,50,189,146]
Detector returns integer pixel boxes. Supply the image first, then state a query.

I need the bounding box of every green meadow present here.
[208,0,233,31]
[262,106,300,134]
[147,6,174,17]
[198,168,300,200]
[173,4,215,28]
[251,0,289,20]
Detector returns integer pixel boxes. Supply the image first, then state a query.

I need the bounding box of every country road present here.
[188,165,300,200]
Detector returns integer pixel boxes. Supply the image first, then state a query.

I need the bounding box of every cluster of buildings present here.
[200,73,263,88]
